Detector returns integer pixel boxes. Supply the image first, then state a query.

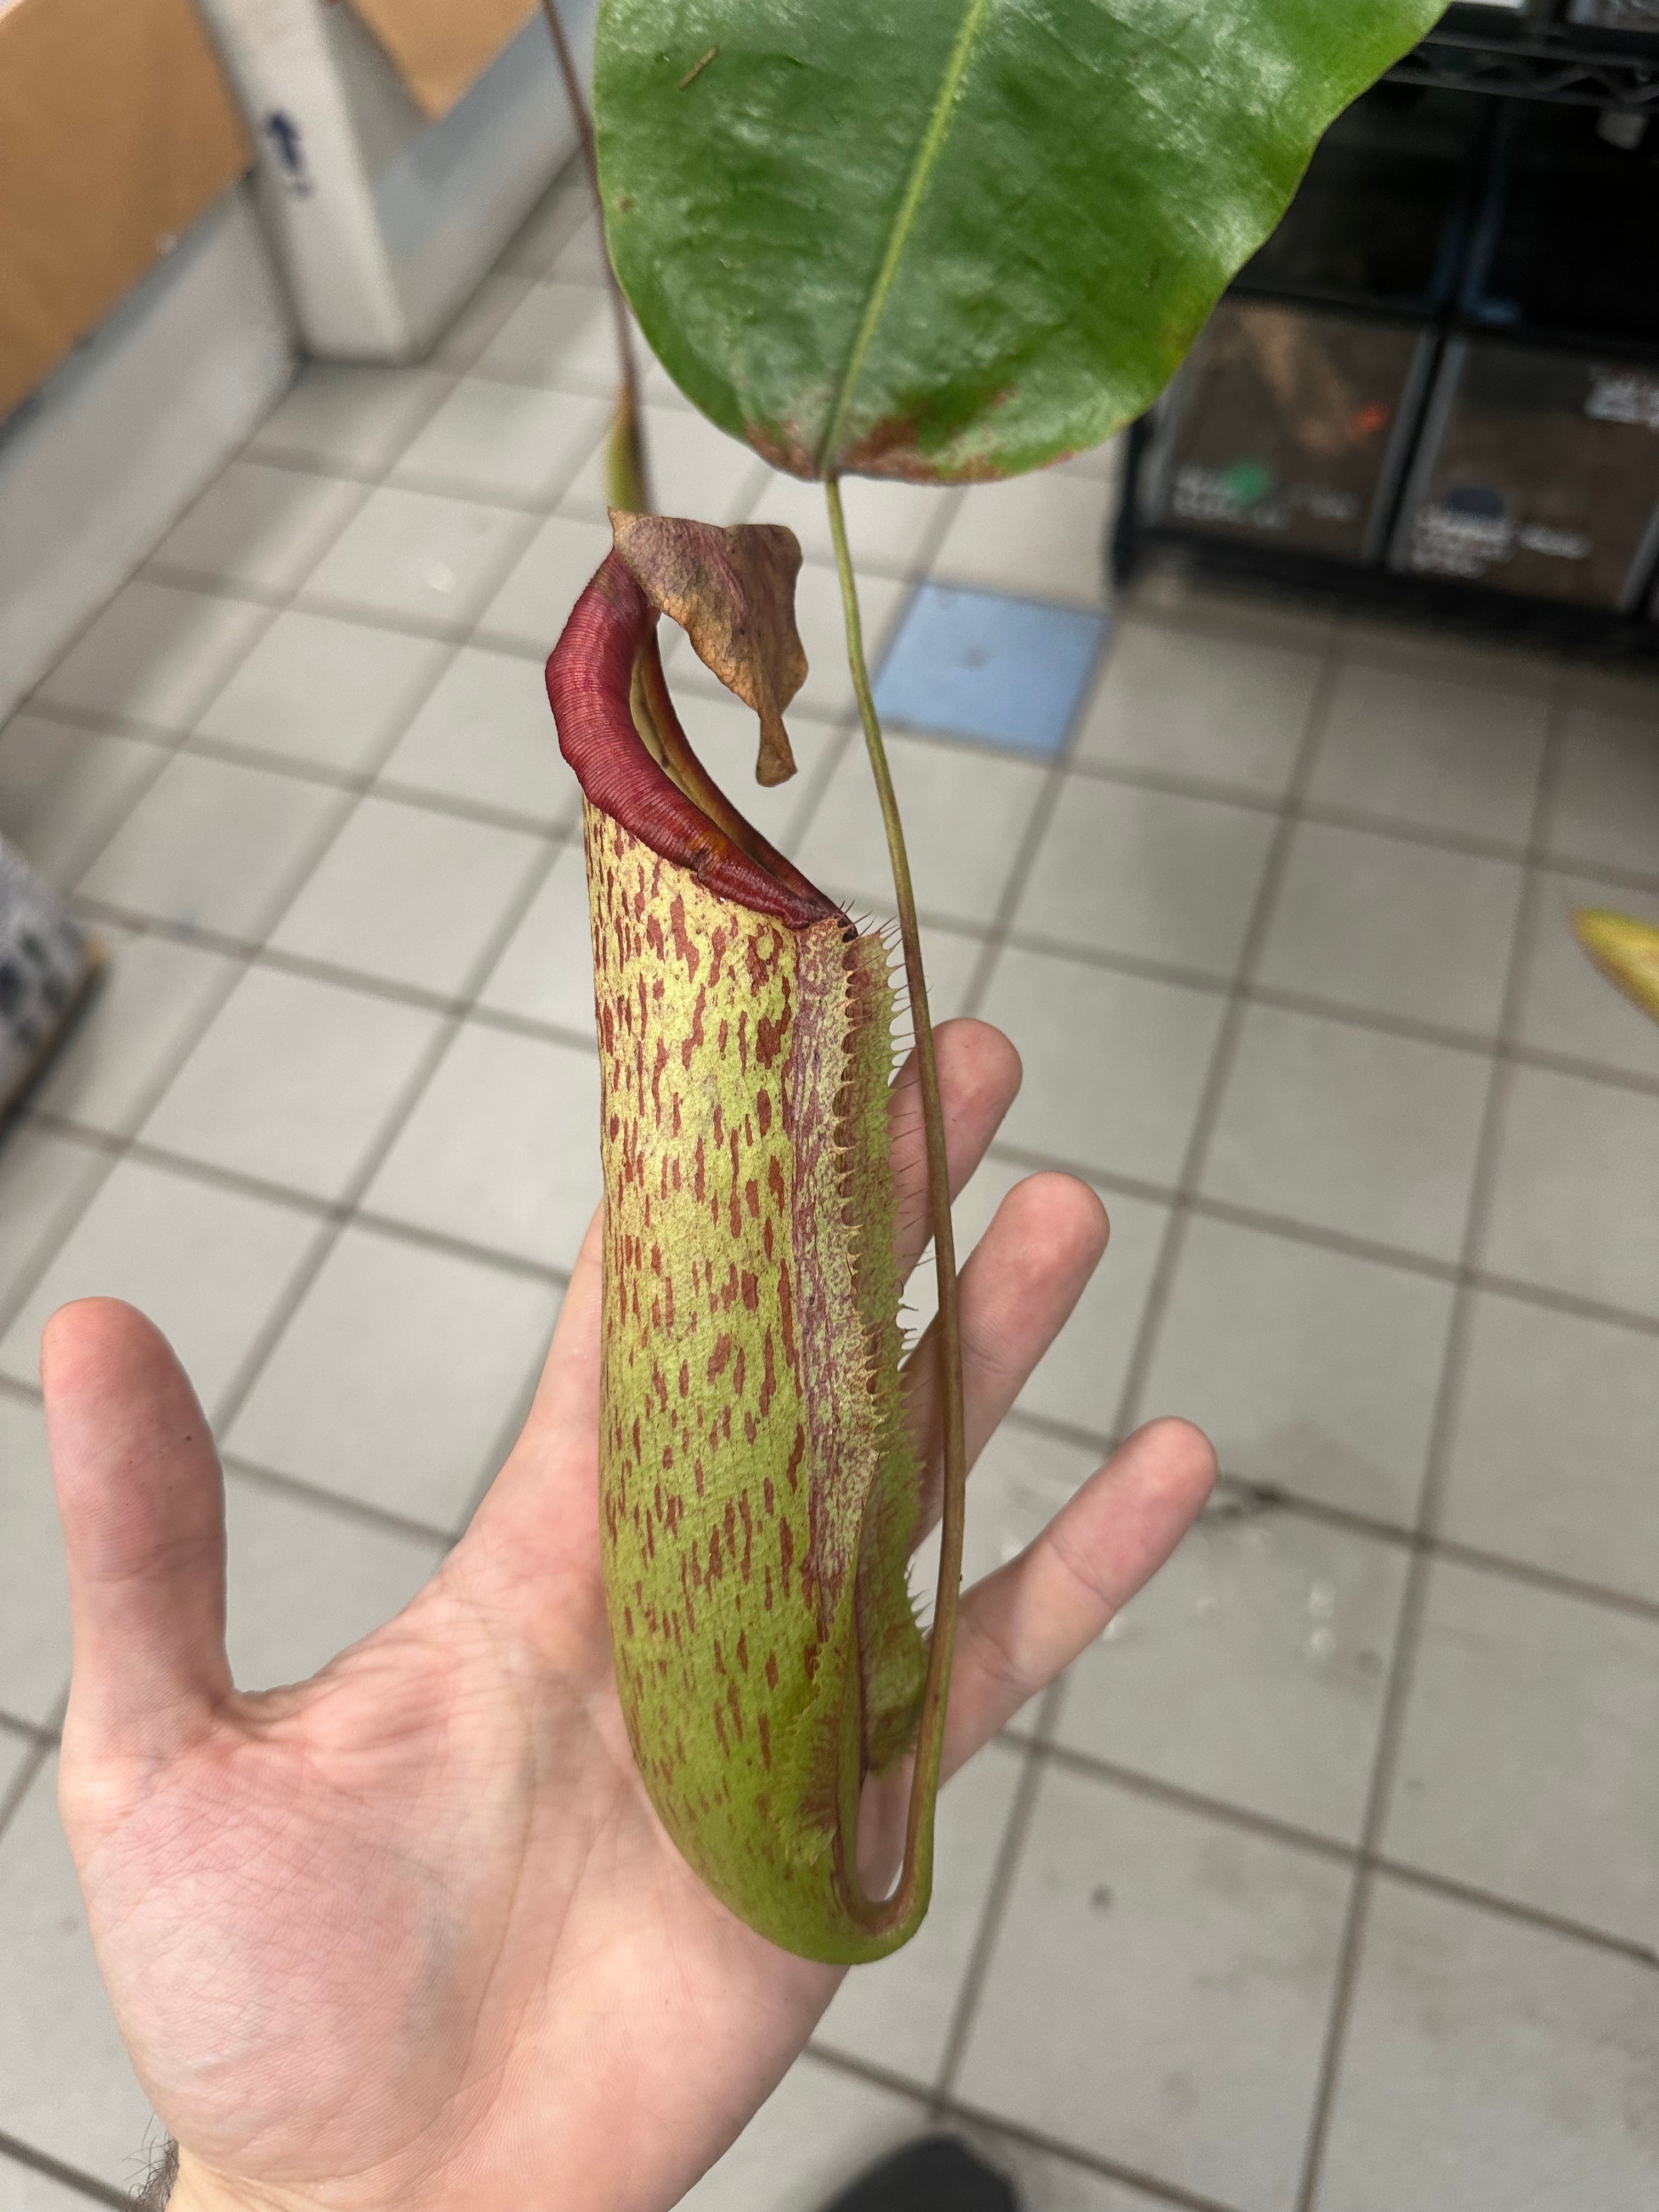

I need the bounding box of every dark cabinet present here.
[1122,10,1659,626]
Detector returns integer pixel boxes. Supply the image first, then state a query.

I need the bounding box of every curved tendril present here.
[824,476,966,1941]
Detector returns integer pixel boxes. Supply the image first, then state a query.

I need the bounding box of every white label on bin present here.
[1411,504,1515,578]
[1170,464,1357,534]
[1586,371,1659,432]
[1517,523,1592,561]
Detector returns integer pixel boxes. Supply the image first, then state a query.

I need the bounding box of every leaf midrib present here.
[814,0,996,475]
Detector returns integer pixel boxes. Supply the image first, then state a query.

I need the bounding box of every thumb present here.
[42,1299,232,1765]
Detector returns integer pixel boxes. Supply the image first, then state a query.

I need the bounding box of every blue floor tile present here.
[873,583,1107,757]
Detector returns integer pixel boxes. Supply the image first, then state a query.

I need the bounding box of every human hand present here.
[44,1017,1215,2212]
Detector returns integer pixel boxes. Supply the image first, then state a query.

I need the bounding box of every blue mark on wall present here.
[263,111,313,196]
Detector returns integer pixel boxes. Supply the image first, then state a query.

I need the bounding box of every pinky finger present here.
[939,1417,1216,1783]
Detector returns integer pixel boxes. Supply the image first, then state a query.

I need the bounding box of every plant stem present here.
[825,476,966,1940]
[539,0,651,512]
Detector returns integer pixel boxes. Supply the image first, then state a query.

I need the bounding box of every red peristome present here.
[548,552,840,930]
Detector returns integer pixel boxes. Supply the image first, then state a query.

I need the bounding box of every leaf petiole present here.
[539,0,651,512]
[824,476,966,1940]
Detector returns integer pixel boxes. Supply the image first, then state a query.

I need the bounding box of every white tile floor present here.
[1,162,1657,2212]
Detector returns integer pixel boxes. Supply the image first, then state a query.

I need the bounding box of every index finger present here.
[887,1015,1022,1282]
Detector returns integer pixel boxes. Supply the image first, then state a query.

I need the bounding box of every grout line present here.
[202,1064,441,1435]
[56,887,580,1039]
[28,642,1659,905]
[1068,746,1542,867]
[1291,665,1572,2212]
[0,1705,58,1748]
[32,724,185,893]
[0,1731,50,1851]
[934,2096,1248,2212]
[0,2127,128,2210]
[1413,1530,1659,1624]
[862,515,1116,1420]
[983,1136,1659,1341]
[13,1070,1654,1593]
[369,774,574,844]
[1496,1035,1659,1102]
[0,371,520,1353]
[1538,846,1659,902]
[986,1139,1184,1220]
[1234,980,1506,1066]
[5,697,187,749]
[0,950,255,1344]
[995,1410,1659,1628]
[1283,793,1539,870]
[1054,729,1659,897]
[1214,1468,1659,1628]
[794,2040,935,2120]
[804,2044,1250,2212]
[27,601,1659,901]
[222,1455,455,1551]
[494,172,596,279]
[51,333,758,1535]
[1364,1854,1659,1973]
[932,1681,1063,2103]
[170,724,580,847]
[206,832,571,1442]
[991,919,1659,1101]
[0,1348,520,1556]
[24,1126,331,1220]
[282,588,488,646]
[319,1211,573,1291]
[1031,1740,1360,1869]
[957,631,1117,1023]
[1051,749,1294,819]
[13,1113,573,1274]
[1108,640,1347,1450]
[462,1001,596,1057]
[241,368,461,479]
[1008,1737,1659,1973]
[1,1117,571,1367]
[780,721,860,856]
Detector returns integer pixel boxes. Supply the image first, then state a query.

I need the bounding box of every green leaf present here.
[595,0,1447,482]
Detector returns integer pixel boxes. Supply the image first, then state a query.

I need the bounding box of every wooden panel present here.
[346,0,540,122]
[0,0,251,419]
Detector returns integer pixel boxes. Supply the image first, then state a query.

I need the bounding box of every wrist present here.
[167,2154,302,2212]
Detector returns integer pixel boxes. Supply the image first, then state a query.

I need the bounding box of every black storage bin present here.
[1391,338,1659,607]
[1151,299,1431,561]
[1238,83,1486,313]
[1468,103,1659,348]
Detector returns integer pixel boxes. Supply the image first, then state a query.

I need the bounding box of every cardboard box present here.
[346,0,541,121]
[0,0,251,420]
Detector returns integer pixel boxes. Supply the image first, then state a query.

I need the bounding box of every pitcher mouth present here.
[547,550,843,932]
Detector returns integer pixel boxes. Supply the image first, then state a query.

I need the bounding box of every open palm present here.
[43,1019,1214,2212]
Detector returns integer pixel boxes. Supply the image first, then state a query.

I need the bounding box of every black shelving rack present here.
[1396,16,1659,109]
[1112,1,1659,651]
